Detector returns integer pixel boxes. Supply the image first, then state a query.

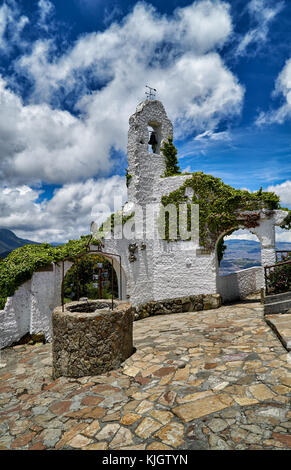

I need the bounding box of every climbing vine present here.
[160,172,289,250]
[0,236,92,310]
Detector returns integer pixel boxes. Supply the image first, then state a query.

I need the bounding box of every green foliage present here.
[63,253,118,301]
[0,236,91,310]
[97,210,134,236]
[160,171,285,249]
[280,209,291,230]
[125,168,132,188]
[267,253,291,294]
[217,237,227,266]
[161,136,181,177]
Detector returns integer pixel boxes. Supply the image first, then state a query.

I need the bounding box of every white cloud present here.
[0,176,127,243]
[0,1,246,242]
[37,0,54,31]
[256,58,291,125]
[0,1,28,52]
[236,0,284,56]
[0,1,243,186]
[267,180,291,207]
[194,129,231,142]
[0,77,116,185]
[224,229,259,242]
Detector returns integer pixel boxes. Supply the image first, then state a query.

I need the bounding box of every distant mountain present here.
[220,239,291,275]
[0,229,40,257]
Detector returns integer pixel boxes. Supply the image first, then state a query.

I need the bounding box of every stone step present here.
[264,291,291,305]
[264,298,291,315]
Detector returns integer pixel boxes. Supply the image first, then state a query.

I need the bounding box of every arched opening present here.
[216,228,264,303]
[218,228,261,276]
[147,121,162,154]
[62,253,119,303]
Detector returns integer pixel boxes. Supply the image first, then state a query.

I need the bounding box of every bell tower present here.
[126,100,173,205]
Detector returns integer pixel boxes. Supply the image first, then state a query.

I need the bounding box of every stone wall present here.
[131,293,222,321]
[218,266,264,303]
[0,261,72,349]
[52,300,133,378]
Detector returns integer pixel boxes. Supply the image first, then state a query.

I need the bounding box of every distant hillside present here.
[0,229,40,257]
[220,239,291,275]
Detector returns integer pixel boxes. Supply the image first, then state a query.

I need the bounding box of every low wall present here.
[131,293,222,320]
[218,266,264,303]
[0,261,72,350]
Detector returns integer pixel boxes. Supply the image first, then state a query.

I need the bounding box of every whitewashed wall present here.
[218,266,264,303]
[0,261,72,349]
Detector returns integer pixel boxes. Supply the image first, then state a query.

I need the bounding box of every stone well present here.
[52,300,133,379]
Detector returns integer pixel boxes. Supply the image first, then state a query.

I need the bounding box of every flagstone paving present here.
[0,296,290,450]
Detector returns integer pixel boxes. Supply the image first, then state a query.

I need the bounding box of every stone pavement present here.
[0,296,290,450]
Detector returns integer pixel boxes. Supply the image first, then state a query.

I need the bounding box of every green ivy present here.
[160,172,289,249]
[97,210,134,236]
[0,236,92,310]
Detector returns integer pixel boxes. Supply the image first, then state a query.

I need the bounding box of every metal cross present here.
[145,85,157,100]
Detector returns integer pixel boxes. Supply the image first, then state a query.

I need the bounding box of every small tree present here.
[161,136,181,177]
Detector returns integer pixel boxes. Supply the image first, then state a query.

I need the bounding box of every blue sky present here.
[0,0,291,243]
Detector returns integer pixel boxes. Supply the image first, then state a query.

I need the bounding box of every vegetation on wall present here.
[0,236,91,310]
[160,172,289,250]
[161,137,181,177]
[266,253,291,294]
[97,210,134,237]
[125,168,132,187]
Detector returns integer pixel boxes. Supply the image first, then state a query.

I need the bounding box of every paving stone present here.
[207,418,228,433]
[82,420,100,437]
[173,394,234,422]
[208,433,231,450]
[95,423,120,441]
[149,410,174,425]
[248,384,275,401]
[154,422,184,448]
[67,434,93,448]
[135,418,162,439]
[110,427,133,449]
[40,428,62,448]
[120,413,141,426]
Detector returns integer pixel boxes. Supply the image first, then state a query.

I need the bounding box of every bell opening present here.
[147,122,161,154]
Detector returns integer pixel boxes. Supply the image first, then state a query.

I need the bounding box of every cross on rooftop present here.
[145,85,157,100]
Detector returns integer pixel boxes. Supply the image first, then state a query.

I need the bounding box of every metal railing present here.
[264,257,291,295]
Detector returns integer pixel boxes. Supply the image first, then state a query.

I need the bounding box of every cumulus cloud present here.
[236,0,284,56]
[0,0,243,186]
[0,176,127,243]
[267,180,291,207]
[0,1,245,241]
[256,58,291,125]
[0,77,117,185]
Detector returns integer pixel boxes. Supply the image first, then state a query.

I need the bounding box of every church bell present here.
[148,131,158,146]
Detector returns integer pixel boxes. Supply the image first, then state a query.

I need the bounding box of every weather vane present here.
[145,85,157,100]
